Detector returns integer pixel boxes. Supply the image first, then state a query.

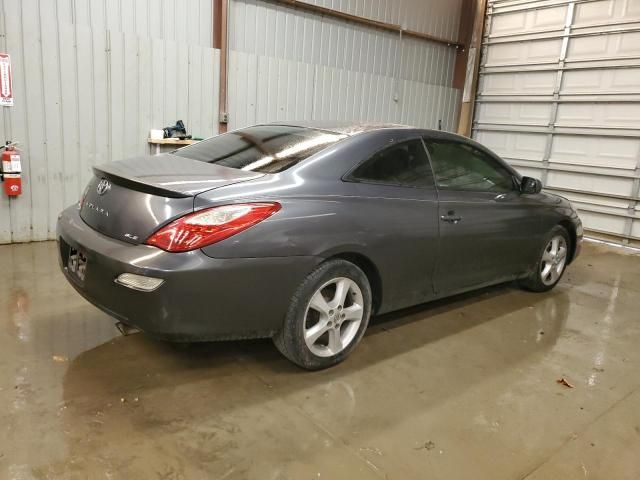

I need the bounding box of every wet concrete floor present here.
[0,240,639,479]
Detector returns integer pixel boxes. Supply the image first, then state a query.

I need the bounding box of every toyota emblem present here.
[96,179,111,196]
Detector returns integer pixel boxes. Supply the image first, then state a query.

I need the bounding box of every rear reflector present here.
[115,273,164,292]
[145,202,281,252]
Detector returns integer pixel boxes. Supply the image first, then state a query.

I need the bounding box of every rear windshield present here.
[173,125,347,173]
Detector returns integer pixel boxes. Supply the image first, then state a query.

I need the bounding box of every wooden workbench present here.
[148,138,198,155]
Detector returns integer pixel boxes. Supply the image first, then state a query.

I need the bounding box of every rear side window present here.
[174,125,347,173]
[348,139,434,188]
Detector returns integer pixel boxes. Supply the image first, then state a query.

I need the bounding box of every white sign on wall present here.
[0,53,14,107]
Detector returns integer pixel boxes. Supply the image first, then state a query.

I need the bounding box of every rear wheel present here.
[273,259,372,370]
[520,225,570,292]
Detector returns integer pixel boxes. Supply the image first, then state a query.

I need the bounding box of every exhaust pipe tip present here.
[115,321,141,336]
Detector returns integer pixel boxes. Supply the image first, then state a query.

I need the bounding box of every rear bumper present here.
[57,206,319,341]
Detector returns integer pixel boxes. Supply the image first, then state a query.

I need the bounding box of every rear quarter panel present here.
[199,192,439,313]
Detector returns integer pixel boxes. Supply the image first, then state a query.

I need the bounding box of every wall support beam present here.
[213,0,229,133]
[453,0,476,90]
[264,0,463,49]
[457,0,487,137]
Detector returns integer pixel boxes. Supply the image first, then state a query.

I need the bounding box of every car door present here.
[345,138,439,311]
[423,137,542,296]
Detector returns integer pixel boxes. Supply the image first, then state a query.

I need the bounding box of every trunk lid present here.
[79,154,264,244]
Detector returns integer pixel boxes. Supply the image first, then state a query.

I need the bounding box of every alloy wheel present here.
[540,235,568,286]
[303,277,364,357]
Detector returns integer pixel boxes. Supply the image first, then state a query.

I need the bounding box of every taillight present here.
[145,202,281,252]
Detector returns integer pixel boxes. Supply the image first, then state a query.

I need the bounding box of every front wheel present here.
[520,225,570,292]
[273,259,372,370]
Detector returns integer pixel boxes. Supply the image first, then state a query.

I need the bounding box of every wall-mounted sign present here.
[0,53,13,107]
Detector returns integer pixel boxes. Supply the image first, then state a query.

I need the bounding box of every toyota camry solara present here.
[57,122,582,369]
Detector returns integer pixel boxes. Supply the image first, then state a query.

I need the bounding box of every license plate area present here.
[67,247,88,282]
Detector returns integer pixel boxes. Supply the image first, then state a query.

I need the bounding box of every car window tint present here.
[174,125,347,173]
[350,139,434,188]
[424,139,515,192]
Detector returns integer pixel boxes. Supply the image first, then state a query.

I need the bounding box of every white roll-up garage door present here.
[473,0,640,245]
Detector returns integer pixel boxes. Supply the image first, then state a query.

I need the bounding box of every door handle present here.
[440,211,462,224]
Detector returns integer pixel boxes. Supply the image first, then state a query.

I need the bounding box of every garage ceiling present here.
[473,0,640,245]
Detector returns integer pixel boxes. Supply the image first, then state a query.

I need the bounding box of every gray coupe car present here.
[57,122,582,369]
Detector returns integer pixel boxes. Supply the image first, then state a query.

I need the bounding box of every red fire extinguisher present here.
[1,141,21,196]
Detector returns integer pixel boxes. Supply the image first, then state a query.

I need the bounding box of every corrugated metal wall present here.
[304,0,461,35]
[227,0,462,130]
[63,0,213,46]
[474,0,640,245]
[0,0,219,243]
[0,0,463,243]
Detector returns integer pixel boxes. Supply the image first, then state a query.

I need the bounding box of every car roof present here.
[265,120,468,142]
[266,120,412,136]
[262,121,519,177]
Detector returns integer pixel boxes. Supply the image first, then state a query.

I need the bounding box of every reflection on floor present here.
[0,240,639,479]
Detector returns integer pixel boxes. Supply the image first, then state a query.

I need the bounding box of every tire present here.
[520,225,571,292]
[273,259,372,370]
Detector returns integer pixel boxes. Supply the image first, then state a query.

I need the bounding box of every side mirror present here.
[521,176,542,194]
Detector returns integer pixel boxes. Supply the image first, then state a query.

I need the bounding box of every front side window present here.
[424,139,515,192]
[349,139,434,188]
[173,125,347,173]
